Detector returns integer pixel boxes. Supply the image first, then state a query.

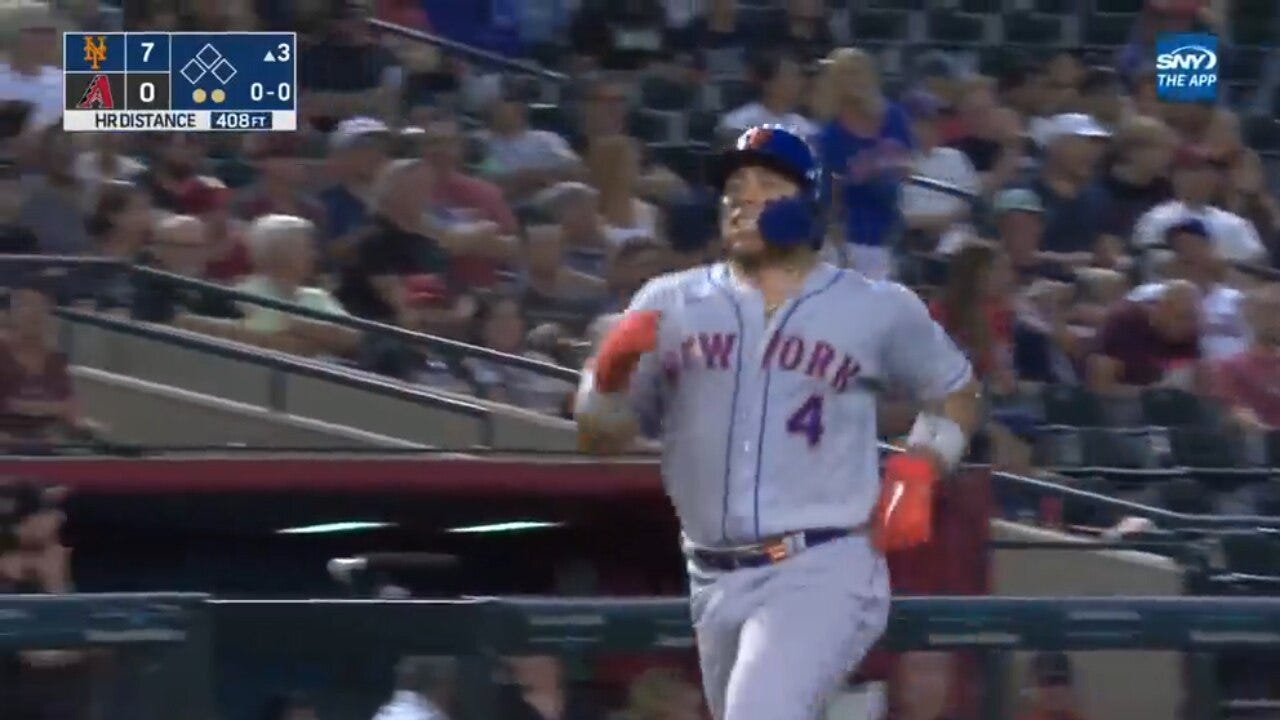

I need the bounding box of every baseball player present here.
[574,126,980,720]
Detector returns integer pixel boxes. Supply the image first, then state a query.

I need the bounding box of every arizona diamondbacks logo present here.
[76,75,115,110]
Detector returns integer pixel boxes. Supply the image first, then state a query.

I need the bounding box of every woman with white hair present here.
[179,214,362,357]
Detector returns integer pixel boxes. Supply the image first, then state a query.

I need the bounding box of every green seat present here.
[1140,388,1206,428]
[1041,385,1105,427]
[1171,428,1239,468]
[1082,428,1157,469]
[1035,427,1085,467]
[1221,534,1280,576]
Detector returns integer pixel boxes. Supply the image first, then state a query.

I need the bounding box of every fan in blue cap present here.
[713,125,824,255]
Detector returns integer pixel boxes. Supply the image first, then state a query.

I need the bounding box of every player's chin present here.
[726,232,767,260]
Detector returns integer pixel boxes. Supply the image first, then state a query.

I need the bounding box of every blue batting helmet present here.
[713,125,823,248]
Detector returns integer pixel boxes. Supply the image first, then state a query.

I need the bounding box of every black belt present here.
[689,527,860,572]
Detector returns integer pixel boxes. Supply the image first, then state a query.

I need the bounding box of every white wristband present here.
[574,369,636,428]
[905,412,967,471]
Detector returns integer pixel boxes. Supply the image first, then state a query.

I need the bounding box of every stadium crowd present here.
[2,0,1280,718]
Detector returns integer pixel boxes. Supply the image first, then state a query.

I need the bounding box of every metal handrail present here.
[367,18,568,84]
[56,306,494,442]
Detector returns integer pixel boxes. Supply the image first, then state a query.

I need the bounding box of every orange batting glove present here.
[592,310,660,392]
[870,452,940,553]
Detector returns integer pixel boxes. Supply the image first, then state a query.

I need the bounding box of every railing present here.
[56,305,496,445]
[8,592,1280,720]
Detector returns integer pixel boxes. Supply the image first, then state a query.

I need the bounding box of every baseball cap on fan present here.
[329,116,390,153]
[1041,113,1111,144]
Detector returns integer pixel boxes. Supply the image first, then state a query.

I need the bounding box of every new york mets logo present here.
[83,35,108,71]
[740,127,773,150]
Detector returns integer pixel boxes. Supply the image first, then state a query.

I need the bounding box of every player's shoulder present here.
[831,268,930,312]
[630,266,714,308]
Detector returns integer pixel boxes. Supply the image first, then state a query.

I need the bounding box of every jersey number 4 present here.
[785,394,824,447]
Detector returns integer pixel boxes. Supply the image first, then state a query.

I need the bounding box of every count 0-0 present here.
[250,82,292,102]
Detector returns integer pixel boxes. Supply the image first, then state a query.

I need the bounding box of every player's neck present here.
[729,251,819,298]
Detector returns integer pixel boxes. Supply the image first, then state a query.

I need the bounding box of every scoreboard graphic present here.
[63,32,297,132]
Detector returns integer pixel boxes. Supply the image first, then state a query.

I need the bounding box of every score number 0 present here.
[135,42,158,104]
[250,82,292,102]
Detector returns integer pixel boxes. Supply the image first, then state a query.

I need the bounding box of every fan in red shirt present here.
[1086,279,1201,391]
[1212,282,1280,428]
[928,242,1015,386]
[175,176,251,281]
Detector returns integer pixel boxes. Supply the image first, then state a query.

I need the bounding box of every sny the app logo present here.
[1155,33,1218,102]
[82,35,108,72]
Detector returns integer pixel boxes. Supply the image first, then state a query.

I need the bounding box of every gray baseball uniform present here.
[620,260,972,720]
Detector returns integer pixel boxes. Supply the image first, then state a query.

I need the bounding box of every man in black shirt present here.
[1092,115,1175,242]
[335,160,450,327]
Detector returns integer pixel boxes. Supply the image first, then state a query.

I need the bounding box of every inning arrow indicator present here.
[263,50,276,62]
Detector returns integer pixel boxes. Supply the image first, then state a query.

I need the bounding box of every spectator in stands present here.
[777,0,833,63]
[990,189,1074,287]
[175,175,252,282]
[1093,115,1175,242]
[1212,282,1280,429]
[1222,149,1280,262]
[319,116,390,266]
[1042,49,1086,115]
[421,115,520,289]
[589,135,664,248]
[899,91,978,252]
[1016,652,1087,720]
[568,0,666,71]
[1163,98,1243,164]
[481,90,583,202]
[336,159,466,335]
[140,134,205,212]
[88,179,152,261]
[691,0,750,78]
[234,214,361,356]
[298,0,398,122]
[371,655,456,720]
[72,133,146,205]
[133,214,242,323]
[0,276,92,447]
[719,50,817,138]
[930,242,1014,390]
[521,224,606,331]
[1087,278,1201,392]
[498,654,600,720]
[1027,113,1117,266]
[891,651,958,720]
[0,158,36,253]
[1132,145,1266,271]
[16,127,91,255]
[238,133,324,227]
[0,24,61,140]
[1076,67,1127,134]
[946,75,1024,197]
[602,236,673,314]
[539,181,610,275]
[464,292,574,413]
[614,668,703,720]
[815,47,912,280]
[1139,218,1251,360]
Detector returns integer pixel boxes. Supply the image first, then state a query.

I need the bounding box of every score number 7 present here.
[785,394,824,447]
[141,42,154,62]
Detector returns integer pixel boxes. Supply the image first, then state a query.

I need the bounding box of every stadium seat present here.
[959,0,1000,13]
[1082,13,1133,46]
[1221,534,1280,576]
[640,77,692,112]
[688,111,719,144]
[1140,387,1210,428]
[864,0,921,9]
[1093,0,1142,12]
[714,80,754,113]
[1003,12,1063,45]
[1041,384,1105,427]
[1035,426,1085,467]
[926,11,987,43]
[1170,427,1240,468]
[1099,395,1144,428]
[527,103,571,136]
[628,110,670,144]
[1033,0,1073,13]
[1082,427,1158,469]
[1243,115,1280,153]
[648,144,704,185]
[851,11,911,42]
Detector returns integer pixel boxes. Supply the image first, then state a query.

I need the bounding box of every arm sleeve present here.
[619,277,670,435]
[882,284,974,401]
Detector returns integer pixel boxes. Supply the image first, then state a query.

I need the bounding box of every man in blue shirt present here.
[815,48,914,279]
